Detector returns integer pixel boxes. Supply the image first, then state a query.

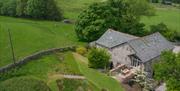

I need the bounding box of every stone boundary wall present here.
[0,46,75,73]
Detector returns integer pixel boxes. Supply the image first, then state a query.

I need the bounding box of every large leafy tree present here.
[153,51,180,91]
[75,3,112,41]
[75,0,153,42]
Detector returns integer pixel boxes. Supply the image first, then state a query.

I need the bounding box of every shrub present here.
[88,48,110,69]
[0,77,50,91]
[76,46,87,55]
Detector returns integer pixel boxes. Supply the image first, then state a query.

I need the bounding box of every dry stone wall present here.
[0,46,75,73]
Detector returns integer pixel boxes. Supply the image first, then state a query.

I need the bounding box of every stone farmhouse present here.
[91,29,174,76]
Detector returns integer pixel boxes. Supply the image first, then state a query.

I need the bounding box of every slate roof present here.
[128,32,174,62]
[95,29,138,48]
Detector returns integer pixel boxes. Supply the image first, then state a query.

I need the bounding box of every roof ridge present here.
[128,32,162,43]
[107,28,139,38]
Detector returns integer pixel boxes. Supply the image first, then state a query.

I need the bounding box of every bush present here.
[76,46,87,55]
[88,48,110,69]
[0,77,50,91]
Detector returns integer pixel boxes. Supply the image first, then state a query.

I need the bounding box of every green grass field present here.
[0,17,84,67]
[142,6,180,32]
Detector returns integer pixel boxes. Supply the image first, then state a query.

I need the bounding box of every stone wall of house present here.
[0,46,75,73]
[110,44,135,67]
[143,56,160,77]
[96,44,135,67]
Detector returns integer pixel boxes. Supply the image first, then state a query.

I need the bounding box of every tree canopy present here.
[153,51,180,91]
[75,0,154,42]
[0,0,62,21]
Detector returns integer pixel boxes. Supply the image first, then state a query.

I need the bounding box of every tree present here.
[25,0,62,20]
[0,0,62,20]
[124,0,155,16]
[0,0,17,16]
[45,0,62,21]
[26,0,47,19]
[150,23,178,41]
[88,48,111,69]
[153,51,180,91]
[16,0,28,17]
[75,0,153,41]
[75,3,111,41]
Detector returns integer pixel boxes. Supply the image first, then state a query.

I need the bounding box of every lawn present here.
[57,0,104,19]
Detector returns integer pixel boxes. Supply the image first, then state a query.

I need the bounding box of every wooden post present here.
[8,29,16,64]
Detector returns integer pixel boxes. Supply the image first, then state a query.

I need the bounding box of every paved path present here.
[63,75,85,80]
[47,74,86,85]
[48,74,85,80]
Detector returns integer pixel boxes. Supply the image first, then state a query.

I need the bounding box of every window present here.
[131,56,140,67]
